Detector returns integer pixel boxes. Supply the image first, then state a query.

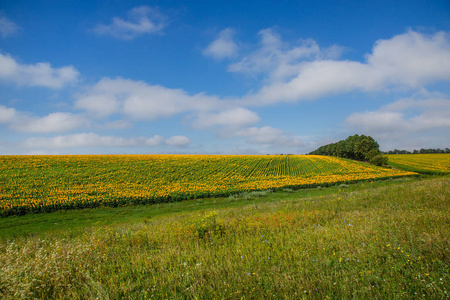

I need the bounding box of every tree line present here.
[382,148,450,154]
[309,134,387,166]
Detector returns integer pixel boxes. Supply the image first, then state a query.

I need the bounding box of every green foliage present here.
[385,148,450,154]
[310,134,386,165]
[369,154,388,166]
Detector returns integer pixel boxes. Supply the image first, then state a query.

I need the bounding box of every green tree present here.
[355,135,380,161]
[310,134,388,166]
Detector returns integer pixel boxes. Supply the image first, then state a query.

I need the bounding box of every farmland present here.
[388,153,450,174]
[0,154,449,299]
[0,176,448,299]
[0,155,417,216]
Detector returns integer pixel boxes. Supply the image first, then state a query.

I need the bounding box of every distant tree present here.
[383,147,449,154]
[309,134,387,166]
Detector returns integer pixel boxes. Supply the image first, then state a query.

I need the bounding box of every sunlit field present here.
[0,177,448,299]
[0,154,448,299]
[0,155,417,216]
[387,153,450,174]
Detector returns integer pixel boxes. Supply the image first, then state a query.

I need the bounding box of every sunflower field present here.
[387,153,450,174]
[0,155,417,216]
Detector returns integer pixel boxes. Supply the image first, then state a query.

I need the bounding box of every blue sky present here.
[0,0,449,154]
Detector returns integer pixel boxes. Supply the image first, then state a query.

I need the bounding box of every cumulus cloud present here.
[12,112,88,133]
[0,105,87,133]
[0,13,19,38]
[75,77,223,120]
[367,31,450,87]
[192,107,259,129]
[0,52,79,88]
[229,28,343,82]
[75,94,120,118]
[235,30,450,105]
[165,135,191,147]
[94,6,166,40]
[203,28,239,59]
[0,105,17,123]
[76,78,264,135]
[345,92,450,142]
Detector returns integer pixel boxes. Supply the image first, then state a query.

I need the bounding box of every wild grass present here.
[228,190,273,201]
[0,177,448,299]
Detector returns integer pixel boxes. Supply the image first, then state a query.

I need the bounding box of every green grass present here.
[0,176,448,299]
[0,176,419,240]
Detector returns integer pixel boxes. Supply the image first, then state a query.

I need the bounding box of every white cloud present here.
[75,77,224,120]
[222,125,303,147]
[203,28,239,59]
[100,120,133,130]
[94,6,166,40]
[236,30,450,105]
[23,133,165,149]
[76,78,264,134]
[12,112,87,133]
[229,28,343,82]
[0,105,86,133]
[74,94,120,118]
[346,111,408,135]
[345,93,450,143]
[165,135,191,147]
[383,91,450,111]
[192,107,259,129]
[0,105,17,123]
[367,30,450,87]
[0,13,19,38]
[0,52,79,88]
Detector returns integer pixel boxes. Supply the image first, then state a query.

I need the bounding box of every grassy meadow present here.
[0,176,448,299]
[0,154,449,299]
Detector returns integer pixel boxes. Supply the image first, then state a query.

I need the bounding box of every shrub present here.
[370,154,388,166]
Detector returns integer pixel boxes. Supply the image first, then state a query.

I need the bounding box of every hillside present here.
[0,176,448,299]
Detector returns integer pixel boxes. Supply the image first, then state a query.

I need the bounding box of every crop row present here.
[0,155,417,216]
[387,154,450,174]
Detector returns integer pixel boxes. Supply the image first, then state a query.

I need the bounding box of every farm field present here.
[0,154,417,216]
[0,176,448,299]
[387,153,450,174]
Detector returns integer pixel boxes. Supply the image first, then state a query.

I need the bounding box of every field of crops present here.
[0,155,417,216]
[387,153,450,174]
